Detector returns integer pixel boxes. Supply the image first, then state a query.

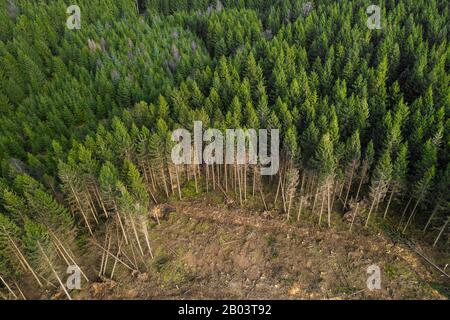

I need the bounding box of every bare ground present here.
[74,196,449,300]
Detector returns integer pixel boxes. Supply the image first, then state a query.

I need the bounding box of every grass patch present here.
[430,282,450,298]
[153,252,171,273]
[195,221,211,234]
[384,263,399,278]
[265,234,279,259]
[333,285,359,296]
[181,179,202,199]
[152,248,189,287]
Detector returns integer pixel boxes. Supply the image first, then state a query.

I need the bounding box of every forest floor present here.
[74,192,449,300]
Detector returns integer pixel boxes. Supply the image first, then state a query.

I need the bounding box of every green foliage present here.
[312,133,336,182]
[0,213,22,278]
[0,0,448,294]
[14,174,74,237]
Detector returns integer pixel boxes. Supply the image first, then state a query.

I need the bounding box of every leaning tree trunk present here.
[402,189,426,234]
[383,186,395,219]
[349,202,360,232]
[327,180,332,227]
[318,187,325,226]
[355,163,368,201]
[398,196,413,228]
[365,181,383,227]
[343,161,356,209]
[433,218,449,247]
[423,203,440,233]
[0,274,17,299]
[37,242,72,300]
[4,230,43,287]
[297,196,304,222]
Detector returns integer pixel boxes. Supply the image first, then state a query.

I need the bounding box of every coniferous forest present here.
[0,0,449,300]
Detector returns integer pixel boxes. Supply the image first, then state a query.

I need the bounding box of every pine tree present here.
[99,162,129,244]
[311,133,336,227]
[402,139,438,233]
[14,174,75,240]
[383,143,409,219]
[342,130,361,209]
[422,163,449,236]
[58,161,95,235]
[0,213,43,290]
[365,149,393,227]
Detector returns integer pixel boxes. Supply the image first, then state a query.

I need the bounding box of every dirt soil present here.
[75,198,449,300]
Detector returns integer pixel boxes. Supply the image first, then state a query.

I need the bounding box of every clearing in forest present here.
[74,198,449,300]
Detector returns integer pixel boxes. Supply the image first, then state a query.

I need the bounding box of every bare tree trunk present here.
[280,177,287,213]
[349,202,359,232]
[37,242,72,300]
[237,165,243,206]
[161,167,169,198]
[252,167,256,197]
[93,242,134,271]
[212,163,216,191]
[139,215,153,258]
[433,218,449,247]
[355,164,367,201]
[423,204,439,233]
[365,182,381,227]
[112,199,129,245]
[167,165,175,195]
[0,274,17,299]
[49,230,89,281]
[297,196,303,222]
[402,191,425,234]
[103,235,112,276]
[327,180,331,227]
[339,179,345,199]
[300,172,306,195]
[86,192,99,224]
[343,162,355,209]
[206,164,209,192]
[150,168,157,191]
[69,184,93,235]
[94,185,109,218]
[185,164,190,182]
[330,180,338,213]
[110,239,123,279]
[383,186,395,219]
[244,164,247,201]
[142,163,158,204]
[175,165,182,200]
[128,240,139,271]
[318,187,325,226]
[193,164,199,193]
[287,193,293,222]
[129,215,144,257]
[312,186,319,213]
[233,163,237,196]
[274,173,282,208]
[399,196,412,227]
[14,282,26,300]
[260,186,268,211]
[224,164,228,193]
[217,164,221,190]
[307,173,315,196]
[4,231,43,287]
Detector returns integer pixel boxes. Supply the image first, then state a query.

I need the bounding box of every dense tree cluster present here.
[0,0,448,299]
